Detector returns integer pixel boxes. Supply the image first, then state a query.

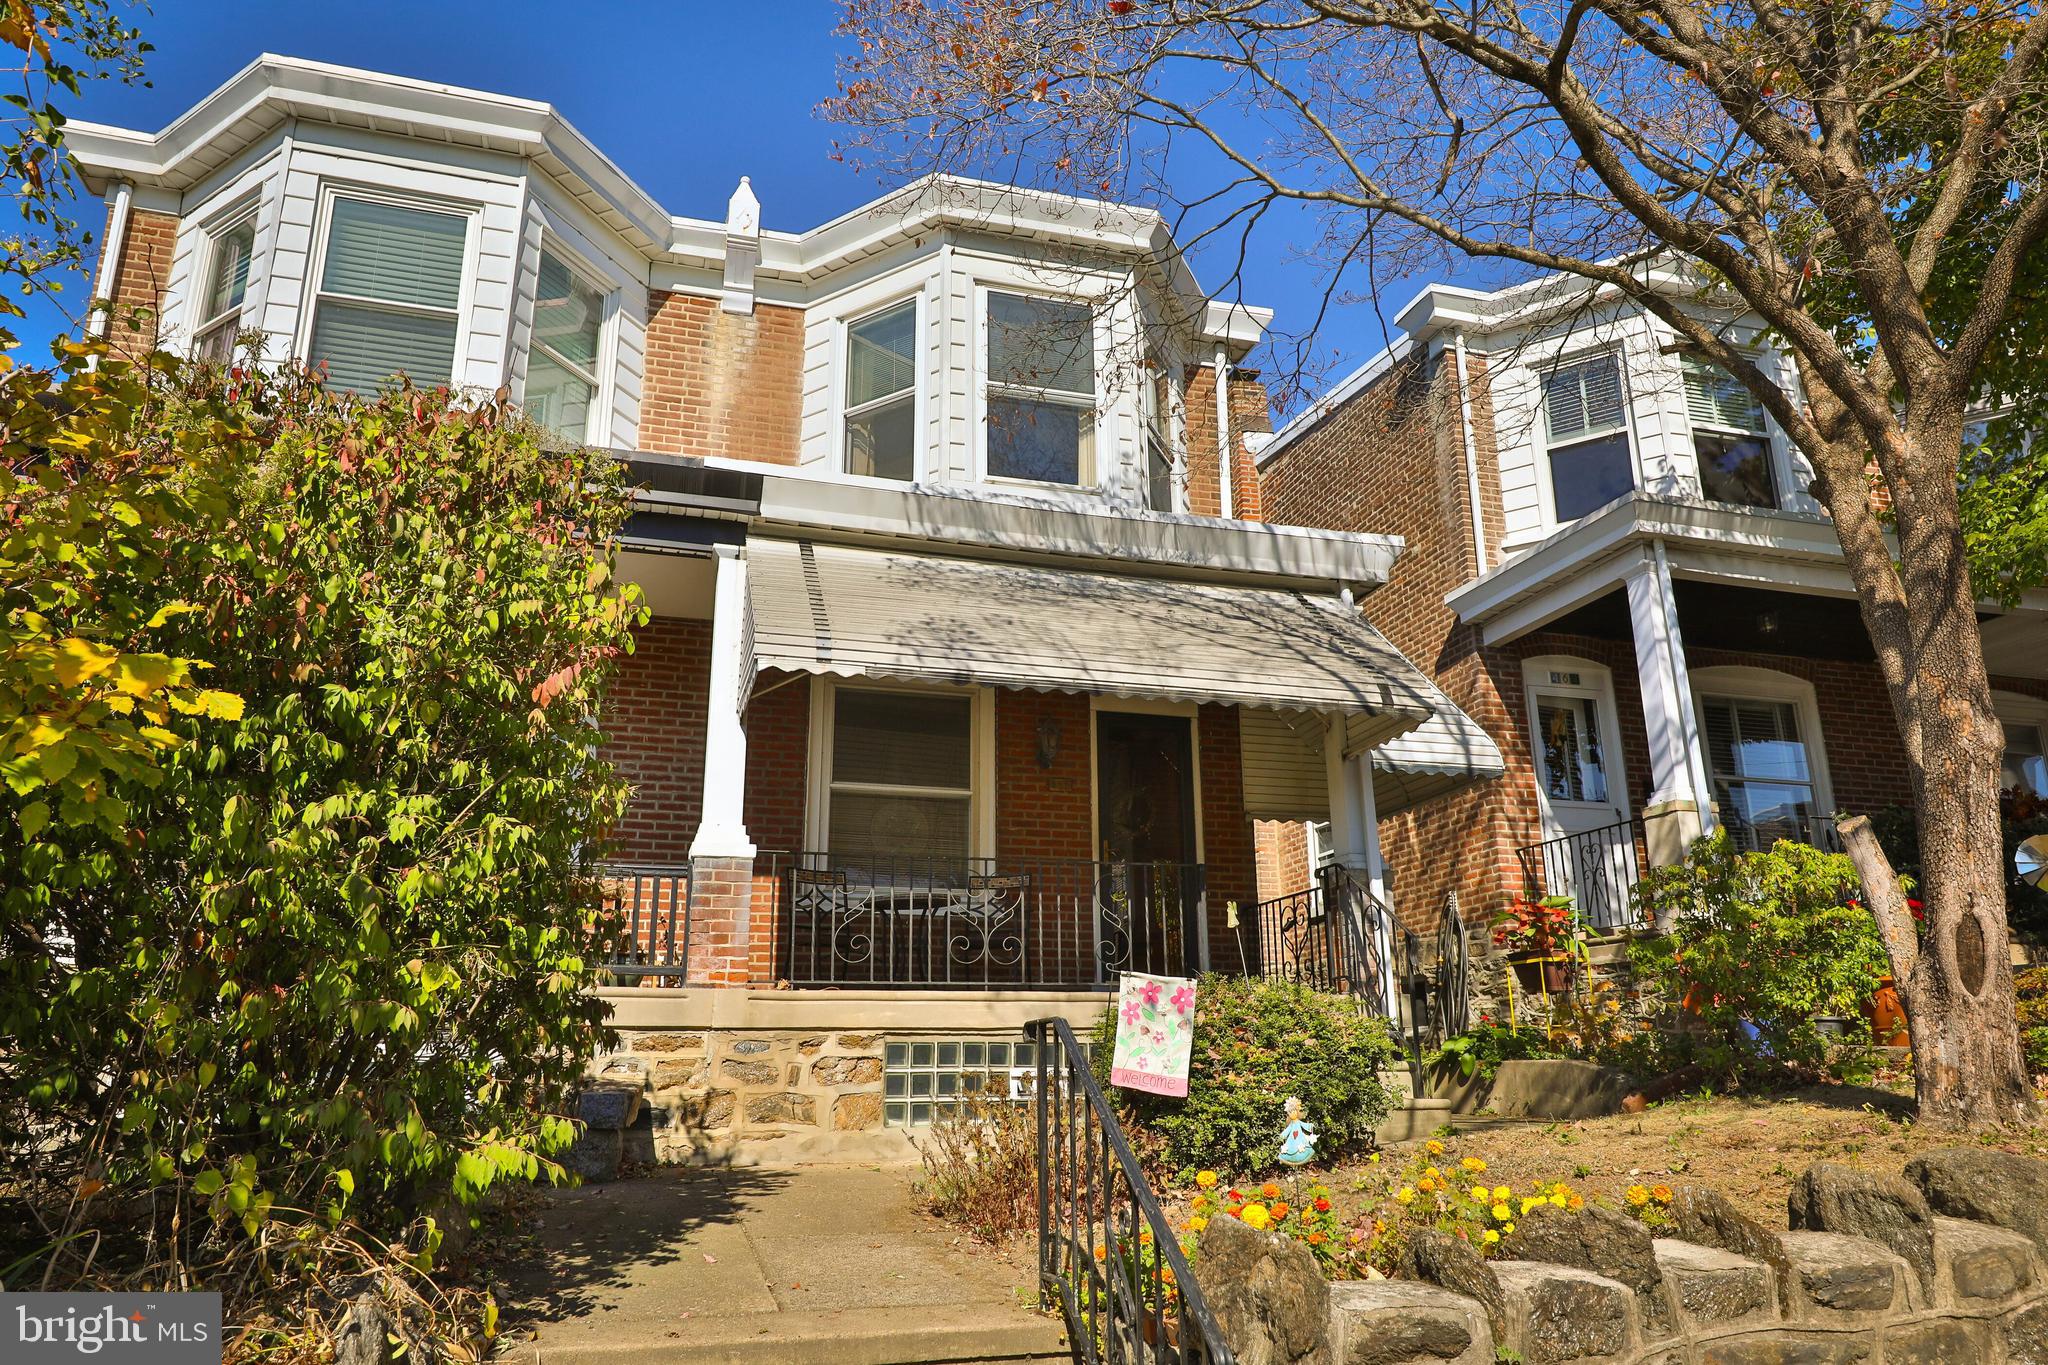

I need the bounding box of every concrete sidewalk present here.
[492,1164,1067,1364]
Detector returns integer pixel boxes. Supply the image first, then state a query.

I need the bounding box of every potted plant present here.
[1494,895,1579,993]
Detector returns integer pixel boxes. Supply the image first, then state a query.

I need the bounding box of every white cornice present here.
[66,55,1267,351]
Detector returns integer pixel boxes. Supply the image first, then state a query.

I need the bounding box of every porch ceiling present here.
[746,536,1437,745]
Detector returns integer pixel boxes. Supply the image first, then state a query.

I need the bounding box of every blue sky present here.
[20,0,1457,413]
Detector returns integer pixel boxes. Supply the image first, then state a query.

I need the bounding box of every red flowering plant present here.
[1491,895,1577,960]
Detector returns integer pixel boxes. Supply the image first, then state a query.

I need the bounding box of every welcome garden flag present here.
[1109,971,1196,1097]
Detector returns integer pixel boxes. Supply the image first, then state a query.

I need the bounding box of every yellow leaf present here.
[112,654,178,697]
[52,638,118,688]
[193,689,244,720]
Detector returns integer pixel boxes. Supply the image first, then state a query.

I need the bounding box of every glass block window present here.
[884,1036,1084,1127]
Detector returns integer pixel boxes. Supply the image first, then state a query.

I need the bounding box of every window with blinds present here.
[986,291,1096,486]
[827,688,975,869]
[306,196,468,395]
[1541,353,1634,521]
[526,248,606,443]
[1683,358,1779,509]
[194,217,256,364]
[1701,695,1815,850]
[845,300,918,479]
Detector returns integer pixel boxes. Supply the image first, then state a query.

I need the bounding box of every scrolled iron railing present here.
[1515,816,1645,932]
[1030,1015,1235,1365]
[600,862,693,981]
[1246,863,1394,1015]
[772,852,1207,990]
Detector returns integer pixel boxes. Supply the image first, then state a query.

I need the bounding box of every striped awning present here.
[746,537,1440,746]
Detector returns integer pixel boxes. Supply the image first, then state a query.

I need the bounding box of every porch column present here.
[1324,716,1398,1013]
[1625,541,1712,866]
[687,543,755,986]
[1352,749,1399,1014]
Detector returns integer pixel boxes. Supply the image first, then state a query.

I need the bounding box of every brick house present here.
[1254,271,2048,942]
[69,55,1503,1158]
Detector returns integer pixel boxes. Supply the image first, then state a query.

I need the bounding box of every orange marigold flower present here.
[1314,1197,1332,1213]
[1261,1182,1281,1199]
[1270,1201,1291,1220]
[1307,1231,1327,1245]
[1650,1185,1674,1204]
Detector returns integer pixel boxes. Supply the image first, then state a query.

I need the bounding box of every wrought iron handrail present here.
[1246,863,1394,1015]
[1030,1016,1235,1365]
[600,862,693,981]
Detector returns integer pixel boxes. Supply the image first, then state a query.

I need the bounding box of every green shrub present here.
[1426,1021,1563,1082]
[2,360,643,1286]
[1090,974,1400,1175]
[2016,967,2048,1074]
[1630,831,1889,1074]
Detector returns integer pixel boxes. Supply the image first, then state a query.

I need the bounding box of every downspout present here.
[1213,343,1233,520]
[85,179,134,357]
[1452,330,1487,575]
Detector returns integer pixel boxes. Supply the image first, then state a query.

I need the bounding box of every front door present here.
[1523,660,1636,929]
[1094,711,1201,979]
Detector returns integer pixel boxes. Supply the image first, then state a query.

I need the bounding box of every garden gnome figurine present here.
[1276,1096,1318,1166]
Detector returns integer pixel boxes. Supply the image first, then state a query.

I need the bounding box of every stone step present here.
[498,1304,1070,1365]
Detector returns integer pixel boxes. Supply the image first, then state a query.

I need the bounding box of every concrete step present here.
[498,1304,1070,1364]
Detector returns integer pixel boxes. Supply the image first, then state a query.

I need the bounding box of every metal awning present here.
[747,537,1439,746]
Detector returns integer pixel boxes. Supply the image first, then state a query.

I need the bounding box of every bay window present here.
[526,247,607,443]
[985,291,1096,486]
[306,194,469,394]
[845,299,918,479]
[193,214,256,363]
[1684,358,1779,508]
[1542,353,1635,522]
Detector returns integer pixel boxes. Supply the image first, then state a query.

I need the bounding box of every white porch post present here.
[1625,541,1712,865]
[1352,749,1399,1015]
[1324,715,1398,1014]
[690,543,756,861]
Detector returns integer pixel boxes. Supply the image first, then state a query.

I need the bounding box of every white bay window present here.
[845,299,918,479]
[1684,358,1779,509]
[193,214,255,363]
[1543,352,1634,522]
[526,247,607,443]
[306,194,470,394]
[985,291,1096,486]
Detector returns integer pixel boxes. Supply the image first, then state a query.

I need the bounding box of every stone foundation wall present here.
[1202,1149,2048,1365]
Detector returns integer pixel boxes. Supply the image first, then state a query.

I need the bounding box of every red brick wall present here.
[994,689,1095,862]
[1260,351,1525,929]
[1254,819,1313,901]
[742,670,812,984]
[1184,366,1274,518]
[639,292,804,462]
[98,206,178,358]
[1198,704,1259,972]
[602,617,712,863]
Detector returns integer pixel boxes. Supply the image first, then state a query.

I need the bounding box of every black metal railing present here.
[1246,863,1394,1015]
[1402,891,1471,1056]
[600,863,692,980]
[1031,1016,1235,1365]
[770,853,1207,990]
[1515,817,1645,932]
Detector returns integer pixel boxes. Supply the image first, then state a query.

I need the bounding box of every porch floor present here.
[493,1164,1065,1364]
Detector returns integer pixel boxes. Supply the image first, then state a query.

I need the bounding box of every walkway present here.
[494,1164,1068,1364]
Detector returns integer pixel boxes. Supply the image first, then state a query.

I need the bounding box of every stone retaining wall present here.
[1201,1149,2048,1365]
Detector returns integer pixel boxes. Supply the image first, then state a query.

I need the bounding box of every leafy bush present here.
[2016,967,2048,1075]
[1091,974,1400,1175]
[1630,831,1889,1074]
[2,359,643,1294]
[1426,1021,1564,1082]
[913,1092,1039,1241]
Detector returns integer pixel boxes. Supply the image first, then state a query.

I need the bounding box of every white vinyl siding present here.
[306,195,471,394]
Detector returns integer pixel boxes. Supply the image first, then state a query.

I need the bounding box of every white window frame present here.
[804,678,996,859]
[836,293,925,482]
[1536,347,1639,528]
[525,237,617,446]
[1688,665,1836,840]
[1682,354,1785,510]
[1520,655,1633,832]
[976,284,1102,490]
[1994,690,2048,799]
[1138,360,1179,513]
[191,200,259,363]
[296,183,480,392]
